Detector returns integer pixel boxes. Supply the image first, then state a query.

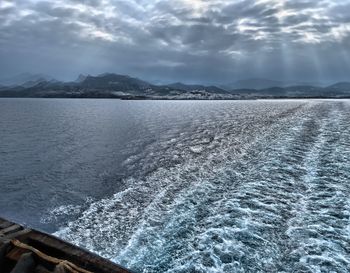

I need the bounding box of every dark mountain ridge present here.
[222,78,326,90]
[0,73,349,99]
[327,82,350,91]
[168,82,229,94]
[81,73,151,90]
[0,73,54,86]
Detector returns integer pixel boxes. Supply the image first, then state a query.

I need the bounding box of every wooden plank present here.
[0,220,13,229]
[0,218,133,273]
[28,233,132,273]
[0,225,21,235]
[6,247,30,262]
[3,229,31,240]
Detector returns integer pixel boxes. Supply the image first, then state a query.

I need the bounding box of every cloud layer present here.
[1,0,350,83]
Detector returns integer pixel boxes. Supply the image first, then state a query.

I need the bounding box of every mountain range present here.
[0,73,349,99]
[221,78,327,90]
[0,73,54,87]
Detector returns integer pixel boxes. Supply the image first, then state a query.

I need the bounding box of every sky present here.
[0,0,350,84]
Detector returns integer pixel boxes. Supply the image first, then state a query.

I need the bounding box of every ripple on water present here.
[49,101,350,273]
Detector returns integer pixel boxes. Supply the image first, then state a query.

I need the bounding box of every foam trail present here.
[51,101,350,273]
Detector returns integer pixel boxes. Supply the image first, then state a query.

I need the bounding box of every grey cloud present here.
[69,0,101,6]
[0,0,349,84]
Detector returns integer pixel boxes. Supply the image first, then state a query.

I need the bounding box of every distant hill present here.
[0,73,186,98]
[225,78,285,90]
[75,74,87,83]
[80,73,151,91]
[0,73,54,86]
[223,78,325,90]
[0,73,349,99]
[167,82,229,94]
[327,82,350,91]
[215,82,350,98]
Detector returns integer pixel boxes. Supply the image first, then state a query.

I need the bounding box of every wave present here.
[48,100,350,272]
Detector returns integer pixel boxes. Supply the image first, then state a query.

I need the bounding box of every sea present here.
[0,98,349,272]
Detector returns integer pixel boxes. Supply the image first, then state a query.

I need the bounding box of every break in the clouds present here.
[0,0,350,83]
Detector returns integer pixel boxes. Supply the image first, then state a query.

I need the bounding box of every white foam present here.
[50,101,350,272]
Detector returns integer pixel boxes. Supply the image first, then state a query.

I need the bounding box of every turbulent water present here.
[0,99,349,273]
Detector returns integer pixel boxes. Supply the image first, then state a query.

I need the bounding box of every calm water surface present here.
[0,98,349,272]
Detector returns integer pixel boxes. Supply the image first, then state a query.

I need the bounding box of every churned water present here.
[0,98,349,272]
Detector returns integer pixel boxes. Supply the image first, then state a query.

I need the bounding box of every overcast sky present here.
[0,0,350,84]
